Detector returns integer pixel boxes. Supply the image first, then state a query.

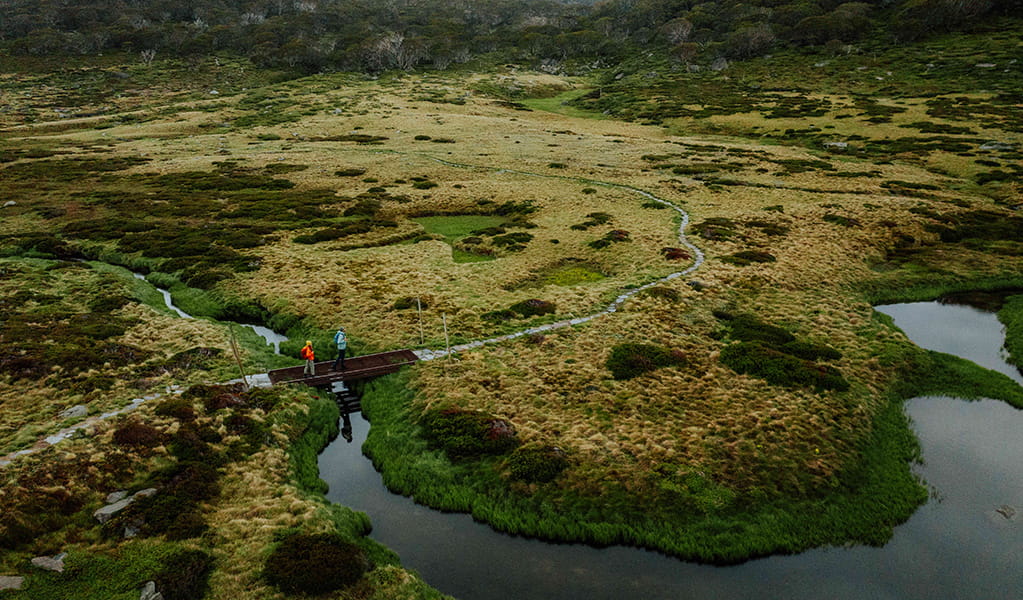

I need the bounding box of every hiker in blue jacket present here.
[331,326,348,371]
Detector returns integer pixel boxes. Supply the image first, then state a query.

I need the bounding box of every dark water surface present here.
[319,303,1023,600]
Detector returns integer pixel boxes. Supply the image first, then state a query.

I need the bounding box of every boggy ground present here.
[1,42,1022,593]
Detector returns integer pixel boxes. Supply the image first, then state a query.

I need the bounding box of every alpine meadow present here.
[1,1,1021,599]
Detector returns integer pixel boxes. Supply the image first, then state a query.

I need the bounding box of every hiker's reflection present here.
[341,412,353,443]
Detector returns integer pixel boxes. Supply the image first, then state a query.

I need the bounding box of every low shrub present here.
[506,446,569,483]
[606,343,686,380]
[182,383,247,412]
[112,421,165,448]
[722,314,795,345]
[167,425,222,463]
[420,408,519,458]
[154,397,197,421]
[589,229,630,249]
[721,250,776,266]
[392,296,427,310]
[154,548,214,600]
[491,232,533,249]
[823,214,861,227]
[661,247,690,260]
[335,168,367,177]
[719,342,849,391]
[509,298,556,317]
[692,217,737,240]
[264,533,369,594]
[779,340,843,361]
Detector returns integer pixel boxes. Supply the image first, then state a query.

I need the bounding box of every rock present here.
[687,280,710,291]
[133,487,158,499]
[106,490,129,504]
[31,553,66,572]
[94,497,134,523]
[975,63,996,68]
[995,505,1016,520]
[614,72,624,80]
[59,405,88,419]
[823,141,849,152]
[2,201,16,208]
[140,581,164,600]
[711,57,729,71]
[687,64,701,73]
[0,576,24,590]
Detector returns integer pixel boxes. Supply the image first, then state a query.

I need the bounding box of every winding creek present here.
[131,272,290,352]
[3,161,1020,596]
[318,300,1023,600]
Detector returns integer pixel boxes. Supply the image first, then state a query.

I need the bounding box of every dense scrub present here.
[264,533,369,595]
[716,313,847,391]
[605,343,687,380]
[420,408,520,459]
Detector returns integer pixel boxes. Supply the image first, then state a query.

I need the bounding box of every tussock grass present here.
[2,57,1022,568]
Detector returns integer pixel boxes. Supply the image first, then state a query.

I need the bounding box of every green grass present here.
[861,275,1023,306]
[998,295,1023,375]
[11,540,202,600]
[350,359,1017,563]
[413,215,507,242]
[521,89,608,120]
[537,264,606,287]
[413,215,507,263]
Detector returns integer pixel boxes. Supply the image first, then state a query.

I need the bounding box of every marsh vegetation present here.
[1,8,1021,599]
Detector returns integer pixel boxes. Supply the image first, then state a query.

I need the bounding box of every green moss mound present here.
[606,343,687,380]
[153,549,214,600]
[420,408,519,459]
[506,446,569,483]
[508,298,557,317]
[720,341,850,391]
[264,533,368,595]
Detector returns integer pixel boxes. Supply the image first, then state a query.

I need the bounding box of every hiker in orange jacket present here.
[301,340,315,377]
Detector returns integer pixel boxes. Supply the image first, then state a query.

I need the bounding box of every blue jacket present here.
[333,330,348,350]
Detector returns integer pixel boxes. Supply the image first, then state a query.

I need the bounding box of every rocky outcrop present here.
[140,581,164,600]
[30,553,66,573]
[59,405,89,419]
[0,576,24,590]
[93,488,158,524]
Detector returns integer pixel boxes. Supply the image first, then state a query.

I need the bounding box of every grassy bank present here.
[358,349,1020,562]
[999,295,1023,374]
[3,382,446,599]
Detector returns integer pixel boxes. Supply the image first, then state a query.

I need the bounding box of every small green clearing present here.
[413,215,507,243]
[521,89,607,120]
[414,215,507,263]
[535,264,606,287]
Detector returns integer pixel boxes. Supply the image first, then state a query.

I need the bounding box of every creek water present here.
[131,272,289,352]
[318,301,1023,600]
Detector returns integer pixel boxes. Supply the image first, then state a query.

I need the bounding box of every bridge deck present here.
[267,349,418,387]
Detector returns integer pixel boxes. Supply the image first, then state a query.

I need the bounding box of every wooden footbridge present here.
[267,349,419,388]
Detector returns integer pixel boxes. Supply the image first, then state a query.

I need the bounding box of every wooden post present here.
[417,297,425,346]
[228,324,249,391]
[442,313,451,362]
